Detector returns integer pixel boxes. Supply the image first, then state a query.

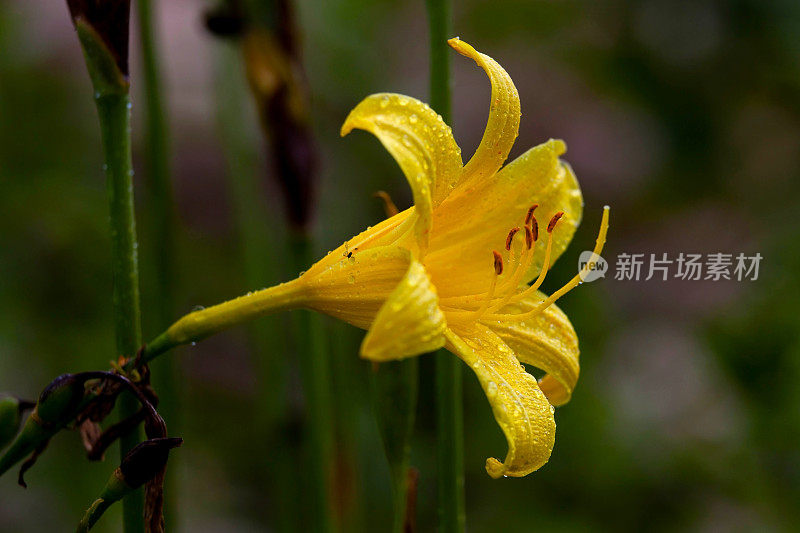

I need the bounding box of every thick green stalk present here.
[135,0,178,526]
[425,0,465,531]
[95,91,145,533]
[70,16,145,531]
[290,235,335,533]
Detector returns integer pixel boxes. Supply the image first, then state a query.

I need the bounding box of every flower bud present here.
[66,0,130,77]
[119,437,182,489]
[36,374,86,425]
[0,375,86,479]
[76,438,182,532]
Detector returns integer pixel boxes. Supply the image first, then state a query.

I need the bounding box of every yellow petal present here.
[341,93,463,250]
[485,292,579,406]
[445,324,555,478]
[301,245,412,330]
[361,259,447,361]
[448,38,520,187]
[426,139,583,296]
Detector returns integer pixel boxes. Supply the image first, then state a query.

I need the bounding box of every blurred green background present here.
[2,0,800,531]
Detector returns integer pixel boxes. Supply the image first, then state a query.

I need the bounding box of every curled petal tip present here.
[340,118,355,137]
[550,138,567,155]
[485,457,506,479]
[447,37,475,57]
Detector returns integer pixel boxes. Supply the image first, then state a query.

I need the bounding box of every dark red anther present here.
[530,218,539,242]
[525,204,539,225]
[524,226,533,249]
[547,212,564,233]
[505,227,520,251]
[492,251,504,275]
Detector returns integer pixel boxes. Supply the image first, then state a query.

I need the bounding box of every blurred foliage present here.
[1,0,799,531]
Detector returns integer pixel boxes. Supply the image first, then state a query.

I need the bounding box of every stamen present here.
[488,226,537,312]
[472,251,503,323]
[505,227,520,251]
[547,211,564,233]
[440,207,550,311]
[488,206,610,321]
[496,226,524,293]
[511,226,554,302]
[493,250,504,275]
[525,204,538,226]
[373,190,399,217]
[508,210,564,304]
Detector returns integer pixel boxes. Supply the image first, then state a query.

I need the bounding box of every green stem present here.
[213,41,296,528]
[425,0,465,530]
[434,353,464,532]
[136,0,174,339]
[137,0,173,298]
[135,0,178,526]
[76,498,114,533]
[290,235,335,533]
[213,43,287,425]
[95,92,144,533]
[370,359,419,533]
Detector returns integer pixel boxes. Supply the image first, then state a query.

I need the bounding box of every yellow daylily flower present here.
[145,38,609,478]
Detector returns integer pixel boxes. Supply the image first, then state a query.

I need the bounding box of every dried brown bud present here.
[119,437,182,489]
[66,0,130,76]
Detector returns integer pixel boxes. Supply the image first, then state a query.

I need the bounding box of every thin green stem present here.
[426,0,453,127]
[213,41,297,529]
[135,0,178,526]
[137,0,173,299]
[77,498,113,533]
[95,92,144,533]
[290,235,335,533]
[213,43,287,425]
[434,353,464,532]
[370,358,419,533]
[425,0,465,530]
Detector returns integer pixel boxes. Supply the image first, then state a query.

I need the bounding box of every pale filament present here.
[486,224,538,312]
[506,214,560,306]
[471,251,503,323]
[494,229,532,295]
[439,204,540,312]
[439,219,527,306]
[483,206,610,322]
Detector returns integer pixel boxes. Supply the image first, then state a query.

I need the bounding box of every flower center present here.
[441,204,610,329]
